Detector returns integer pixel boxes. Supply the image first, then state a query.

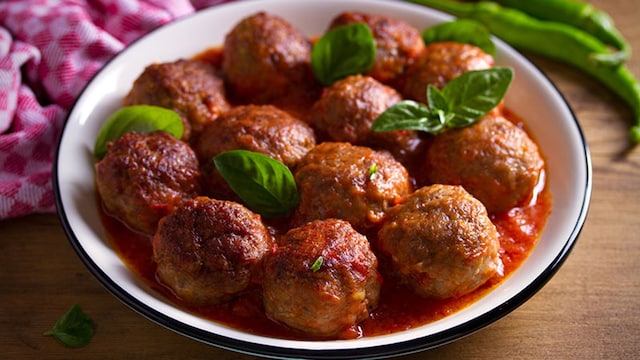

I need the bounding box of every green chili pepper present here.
[492,0,630,66]
[406,0,640,143]
[407,0,614,66]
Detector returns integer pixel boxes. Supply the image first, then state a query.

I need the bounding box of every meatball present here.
[292,142,411,233]
[95,131,201,235]
[328,11,424,85]
[377,185,503,299]
[308,75,422,162]
[195,104,316,200]
[153,197,273,306]
[422,115,545,213]
[400,42,494,104]
[222,12,319,108]
[196,105,315,167]
[123,59,230,142]
[263,219,380,338]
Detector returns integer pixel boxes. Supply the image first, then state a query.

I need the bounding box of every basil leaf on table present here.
[311,22,376,86]
[213,150,299,218]
[93,105,183,159]
[422,19,496,56]
[44,304,94,348]
[372,67,513,134]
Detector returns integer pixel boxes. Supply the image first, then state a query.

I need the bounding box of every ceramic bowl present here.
[54,0,592,358]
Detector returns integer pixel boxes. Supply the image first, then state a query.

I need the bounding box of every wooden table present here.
[2,0,639,358]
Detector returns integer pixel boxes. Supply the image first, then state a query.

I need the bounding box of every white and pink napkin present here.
[0,0,234,219]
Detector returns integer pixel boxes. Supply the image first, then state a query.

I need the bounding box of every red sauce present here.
[98,162,551,339]
[98,47,552,340]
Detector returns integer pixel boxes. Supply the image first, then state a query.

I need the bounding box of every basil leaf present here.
[44,305,94,348]
[442,67,513,127]
[422,19,496,56]
[426,85,450,112]
[372,67,513,135]
[311,23,376,86]
[94,105,183,159]
[214,150,299,218]
[371,99,447,134]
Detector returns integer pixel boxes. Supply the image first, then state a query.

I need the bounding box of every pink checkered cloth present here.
[0,0,234,219]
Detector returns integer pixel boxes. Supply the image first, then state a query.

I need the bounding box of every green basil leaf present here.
[422,19,496,56]
[93,105,183,159]
[372,68,513,135]
[371,100,447,134]
[311,23,376,86]
[442,67,513,127]
[213,150,299,218]
[426,85,450,112]
[44,305,94,348]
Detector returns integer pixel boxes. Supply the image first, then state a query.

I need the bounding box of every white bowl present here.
[53,0,592,358]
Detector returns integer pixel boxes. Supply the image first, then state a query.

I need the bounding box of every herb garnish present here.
[368,164,379,180]
[44,304,94,348]
[310,256,324,272]
[94,105,183,159]
[214,150,299,218]
[422,19,496,56]
[372,67,513,134]
[311,23,376,86]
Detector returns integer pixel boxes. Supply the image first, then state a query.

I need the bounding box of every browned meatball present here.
[308,75,422,162]
[292,142,411,233]
[196,105,316,167]
[195,105,316,200]
[378,185,503,299]
[422,115,545,213]
[263,219,380,339]
[123,59,230,142]
[153,197,273,306]
[400,42,494,104]
[222,12,319,108]
[328,11,424,85]
[95,131,202,235]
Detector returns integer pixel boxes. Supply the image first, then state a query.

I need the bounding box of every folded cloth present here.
[0,0,234,219]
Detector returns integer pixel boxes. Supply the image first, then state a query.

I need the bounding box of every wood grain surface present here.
[1,0,638,359]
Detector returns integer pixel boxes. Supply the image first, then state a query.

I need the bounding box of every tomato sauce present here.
[97,46,552,340]
[97,159,550,339]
